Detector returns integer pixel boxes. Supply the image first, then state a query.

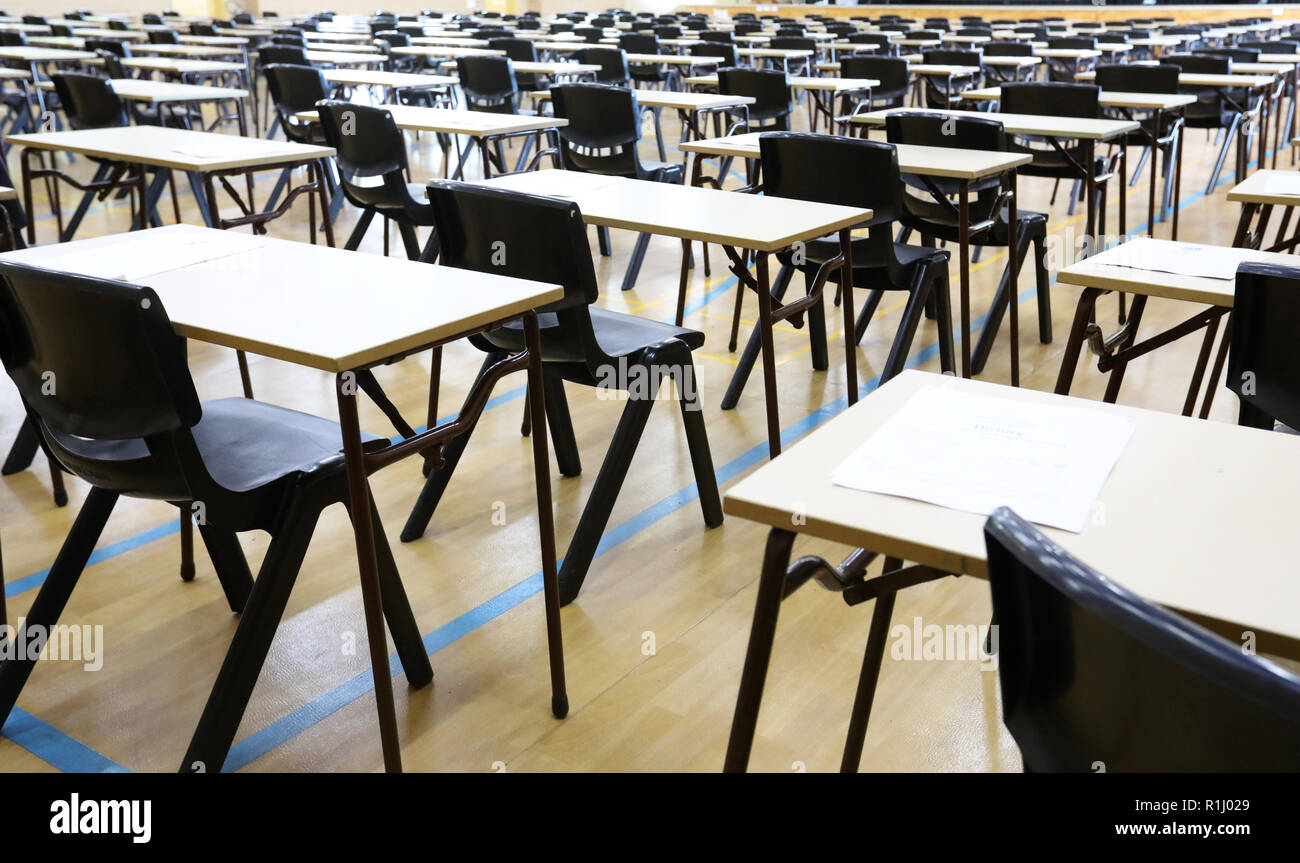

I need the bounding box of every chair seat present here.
[902,195,1048,246]
[480,307,704,362]
[49,397,387,499]
[792,232,949,274]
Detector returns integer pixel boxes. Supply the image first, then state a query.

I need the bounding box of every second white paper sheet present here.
[831,386,1135,533]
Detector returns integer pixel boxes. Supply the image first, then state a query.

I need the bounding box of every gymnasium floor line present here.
[0,136,1269,771]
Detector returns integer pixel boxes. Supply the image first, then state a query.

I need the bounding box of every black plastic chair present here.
[981,40,1035,84]
[489,37,541,93]
[575,46,629,86]
[841,55,909,115]
[1095,63,1184,224]
[1160,53,1257,193]
[1227,262,1300,430]
[885,112,1051,376]
[724,133,953,411]
[918,49,982,109]
[985,506,1300,772]
[619,33,672,89]
[0,262,431,773]
[401,181,722,605]
[1000,83,1113,224]
[717,67,792,132]
[457,56,549,173]
[689,40,738,69]
[550,83,682,292]
[315,101,438,261]
[1044,35,1098,83]
[147,29,180,44]
[768,35,814,76]
[846,33,893,56]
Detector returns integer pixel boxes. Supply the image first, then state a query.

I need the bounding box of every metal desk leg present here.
[755,250,781,458]
[336,376,403,773]
[724,527,797,773]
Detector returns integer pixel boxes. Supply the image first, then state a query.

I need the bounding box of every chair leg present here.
[620,232,652,292]
[597,225,611,257]
[1033,232,1052,344]
[354,495,433,689]
[0,487,117,729]
[881,277,935,382]
[933,272,956,375]
[674,356,723,528]
[182,497,322,773]
[197,524,254,613]
[839,569,898,773]
[179,508,195,582]
[853,288,886,346]
[557,377,658,605]
[971,226,1034,376]
[396,221,422,261]
[401,354,499,542]
[542,374,582,478]
[1,418,38,475]
[806,278,829,373]
[728,274,745,353]
[721,264,795,411]
[344,208,375,251]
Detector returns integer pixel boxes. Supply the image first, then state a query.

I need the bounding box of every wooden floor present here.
[0,95,1276,772]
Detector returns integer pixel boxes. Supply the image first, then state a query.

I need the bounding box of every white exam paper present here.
[830,386,1134,533]
[1094,236,1272,281]
[27,229,263,283]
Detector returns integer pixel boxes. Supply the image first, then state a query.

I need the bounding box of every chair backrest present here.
[1198,47,1260,64]
[425,180,598,317]
[886,109,1007,152]
[575,47,629,86]
[841,54,909,93]
[1095,32,1129,45]
[550,82,643,176]
[265,64,328,138]
[1227,262,1300,429]
[1047,36,1096,50]
[957,26,993,37]
[769,36,815,53]
[985,506,1300,772]
[0,262,200,446]
[1001,82,1100,119]
[734,22,762,37]
[490,37,537,62]
[315,100,408,188]
[717,67,791,125]
[1095,62,1180,94]
[619,32,658,54]
[142,13,162,25]
[699,31,731,44]
[456,55,518,108]
[983,41,1033,57]
[259,45,310,66]
[148,29,180,44]
[1160,52,1231,75]
[758,132,901,227]
[0,32,26,47]
[51,73,126,130]
[84,38,129,58]
[922,49,981,68]
[273,34,307,47]
[689,42,737,66]
[189,22,216,36]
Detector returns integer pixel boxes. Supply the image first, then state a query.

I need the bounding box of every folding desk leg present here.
[1148,109,1161,238]
[523,312,568,719]
[839,228,858,404]
[755,252,781,458]
[724,527,797,773]
[840,568,899,774]
[1053,287,1106,396]
[189,172,213,227]
[958,179,971,378]
[336,378,403,773]
[59,162,111,243]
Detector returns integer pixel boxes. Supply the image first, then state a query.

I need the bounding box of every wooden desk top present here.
[909,63,982,76]
[532,87,754,110]
[684,74,879,93]
[981,56,1043,67]
[724,369,1300,654]
[178,35,251,47]
[299,42,382,54]
[322,69,458,89]
[625,52,721,65]
[71,27,146,40]
[679,132,1031,180]
[1076,70,1277,89]
[962,86,1197,110]
[304,51,383,66]
[410,35,491,47]
[6,126,333,172]
[391,45,505,59]
[135,43,245,58]
[1035,48,1102,59]
[1227,169,1300,207]
[295,105,567,138]
[119,57,247,74]
[1055,238,1295,307]
[478,168,871,252]
[736,47,813,59]
[0,46,96,62]
[512,60,602,75]
[32,78,248,103]
[0,224,563,374]
[855,107,1139,140]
